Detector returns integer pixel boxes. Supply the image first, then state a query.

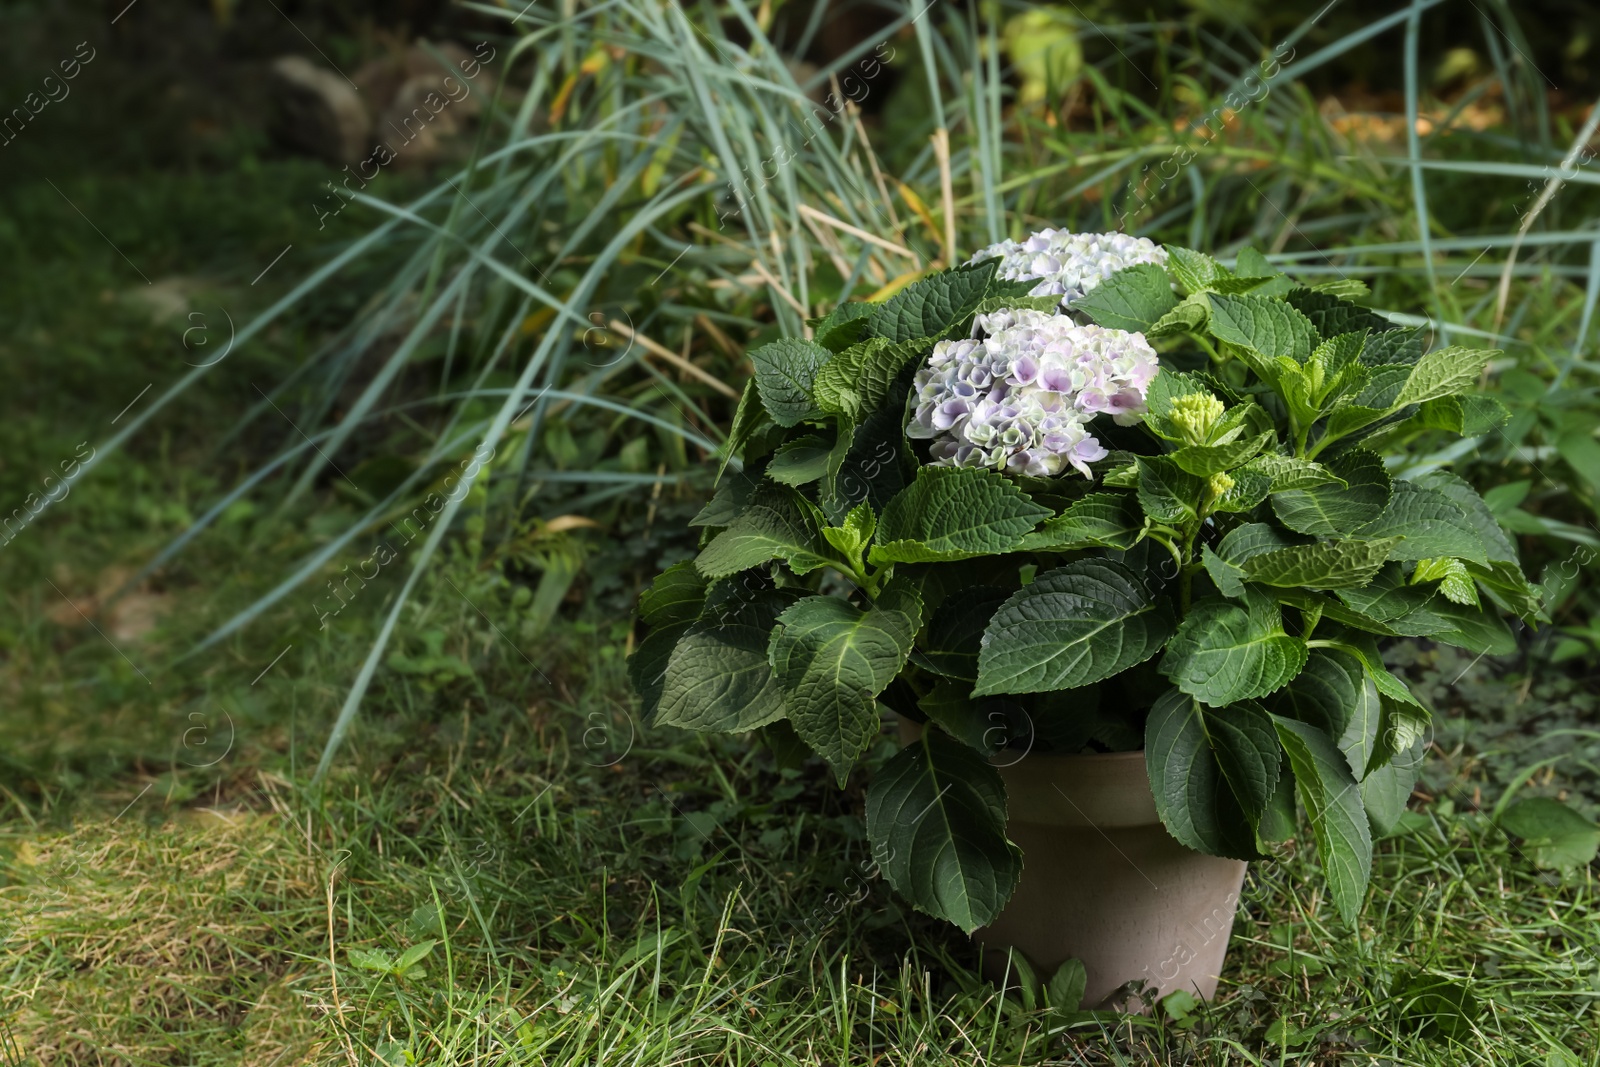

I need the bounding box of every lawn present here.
[5,1,1600,1064]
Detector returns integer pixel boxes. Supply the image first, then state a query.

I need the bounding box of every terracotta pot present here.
[899,720,1247,1009]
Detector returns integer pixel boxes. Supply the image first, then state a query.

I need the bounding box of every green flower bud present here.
[1169,392,1226,447]
[1207,472,1236,497]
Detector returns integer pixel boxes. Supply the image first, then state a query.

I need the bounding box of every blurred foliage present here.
[5,0,1600,768]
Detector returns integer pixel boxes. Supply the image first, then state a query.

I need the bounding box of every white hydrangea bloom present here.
[907,315,1159,479]
[968,229,1168,308]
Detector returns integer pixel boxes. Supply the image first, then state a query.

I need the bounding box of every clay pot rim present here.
[997,746,1160,829]
[996,746,1145,765]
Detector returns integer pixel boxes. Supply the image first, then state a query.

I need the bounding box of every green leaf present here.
[1202,543,1247,599]
[916,677,1009,756]
[1425,598,1517,655]
[1416,471,1519,564]
[821,501,876,565]
[1162,589,1308,706]
[1318,632,1429,773]
[770,582,922,783]
[692,469,761,527]
[720,380,771,478]
[866,726,1022,933]
[807,300,873,351]
[656,621,787,732]
[1394,346,1495,407]
[1243,453,1345,493]
[1240,538,1400,590]
[820,378,910,524]
[1144,370,1219,442]
[1271,448,1391,536]
[1308,278,1371,301]
[1146,298,1209,339]
[1101,459,1139,488]
[1467,558,1544,622]
[393,940,437,973]
[1557,425,1600,494]
[1351,480,1488,564]
[1330,652,1384,779]
[700,575,803,631]
[638,561,708,627]
[813,336,927,422]
[1324,631,1424,710]
[1257,758,1299,843]
[1016,492,1146,551]
[1210,466,1274,514]
[1269,648,1364,742]
[1415,394,1511,435]
[871,466,1051,564]
[1360,739,1421,837]
[974,558,1176,696]
[1216,522,1314,564]
[1272,358,1321,429]
[1458,395,1513,435]
[1071,263,1179,330]
[628,621,691,721]
[1310,332,1371,404]
[868,260,998,342]
[1336,563,1441,625]
[1136,455,1204,525]
[694,496,833,578]
[971,294,1063,317]
[1394,972,1480,1039]
[1360,326,1425,366]
[1498,798,1600,869]
[1272,588,1402,638]
[1047,959,1088,1014]
[1380,603,1454,637]
[1285,288,1392,340]
[1321,402,1395,443]
[1352,362,1413,407]
[1271,716,1373,924]
[1207,293,1316,363]
[1207,275,1275,295]
[1170,432,1273,477]
[918,586,1012,681]
[1210,525,1295,565]
[1413,556,1479,606]
[767,434,834,486]
[750,337,834,427]
[1167,246,1224,293]
[348,947,394,972]
[1146,689,1281,859]
[1208,398,1274,441]
[1234,247,1283,284]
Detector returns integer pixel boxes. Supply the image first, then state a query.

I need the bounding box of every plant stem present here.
[1190,332,1224,365]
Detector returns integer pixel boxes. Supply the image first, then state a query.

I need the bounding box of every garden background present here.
[3,0,1600,1062]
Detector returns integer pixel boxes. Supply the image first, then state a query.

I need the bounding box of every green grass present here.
[5,624,1600,1065]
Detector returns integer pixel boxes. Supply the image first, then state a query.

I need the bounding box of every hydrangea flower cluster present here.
[907,308,1160,478]
[968,229,1168,308]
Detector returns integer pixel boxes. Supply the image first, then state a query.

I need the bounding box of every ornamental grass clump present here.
[630,232,1543,933]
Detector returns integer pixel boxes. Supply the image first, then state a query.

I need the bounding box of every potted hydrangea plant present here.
[629,228,1542,1008]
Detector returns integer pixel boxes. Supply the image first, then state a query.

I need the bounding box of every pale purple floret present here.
[967,230,1168,309]
[908,313,1160,479]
